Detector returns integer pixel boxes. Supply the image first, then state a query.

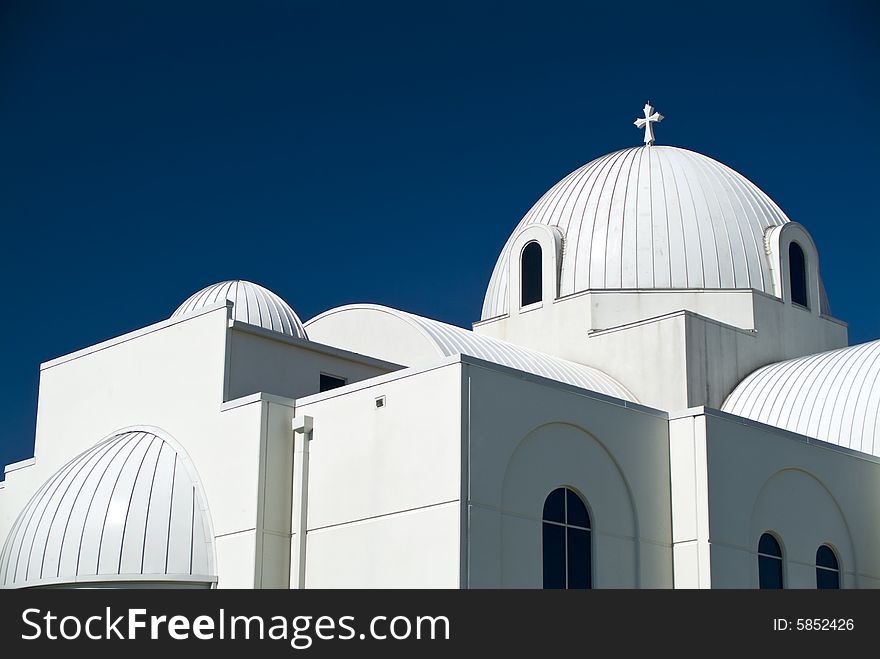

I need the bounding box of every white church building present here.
[2,105,878,589]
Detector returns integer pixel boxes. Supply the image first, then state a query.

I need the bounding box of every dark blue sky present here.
[1,1,878,469]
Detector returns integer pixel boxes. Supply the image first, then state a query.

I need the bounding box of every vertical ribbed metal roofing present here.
[722,340,880,457]
[482,146,823,319]
[306,304,636,402]
[173,280,307,338]
[0,429,215,588]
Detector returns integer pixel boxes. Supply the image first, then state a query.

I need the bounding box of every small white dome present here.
[173,280,307,338]
[723,340,880,457]
[1,429,215,588]
[483,146,827,319]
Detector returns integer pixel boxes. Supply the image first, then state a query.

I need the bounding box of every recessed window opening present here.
[758,532,784,589]
[521,241,543,308]
[789,242,809,308]
[542,487,591,589]
[816,545,840,589]
[319,373,347,392]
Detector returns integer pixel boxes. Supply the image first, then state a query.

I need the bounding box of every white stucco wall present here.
[0,304,397,589]
[294,355,674,589]
[1,292,872,592]
[294,362,465,588]
[670,408,880,589]
[0,305,268,587]
[463,359,672,588]
[475,289,847,411]
[217,395,298,589]
[668,413,712,588]
[226,323,397,402]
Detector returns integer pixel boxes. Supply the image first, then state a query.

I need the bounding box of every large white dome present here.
[482,145,804,320]
[173,280,307,338]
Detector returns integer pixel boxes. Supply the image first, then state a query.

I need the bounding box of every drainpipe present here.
[290,415,313,589]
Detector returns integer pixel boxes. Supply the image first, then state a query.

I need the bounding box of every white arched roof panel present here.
[0,428,216,588]
[306,304,636,402]
[722,340,880,457]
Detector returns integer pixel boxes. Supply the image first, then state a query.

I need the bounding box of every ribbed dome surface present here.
[0,429,215,588]
[722,340,880,457]
[173,280,306,338]
[306,304,637,402]
[483,146,793,319]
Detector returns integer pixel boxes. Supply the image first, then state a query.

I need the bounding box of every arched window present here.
[521,241,543,307]
[758,533,784,589]
[789,242,808,308]
[542,487,591,589]
[816,545,840,589]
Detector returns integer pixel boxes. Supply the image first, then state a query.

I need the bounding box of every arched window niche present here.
[789,242,809,308]
[758,532,784,589]
[763,222,822,313]
[520,241,543,308]
[816,545,840,589]
[542,487,592,589]
[504,224,563,317]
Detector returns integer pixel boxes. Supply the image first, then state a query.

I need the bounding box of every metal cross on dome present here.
[634,102,663,145]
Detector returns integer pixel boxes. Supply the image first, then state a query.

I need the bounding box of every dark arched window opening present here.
[521,241,543,307]
[789,242,809,308]
[542,487,591,589]
[758,532,784,589]
[816,545,840,589]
